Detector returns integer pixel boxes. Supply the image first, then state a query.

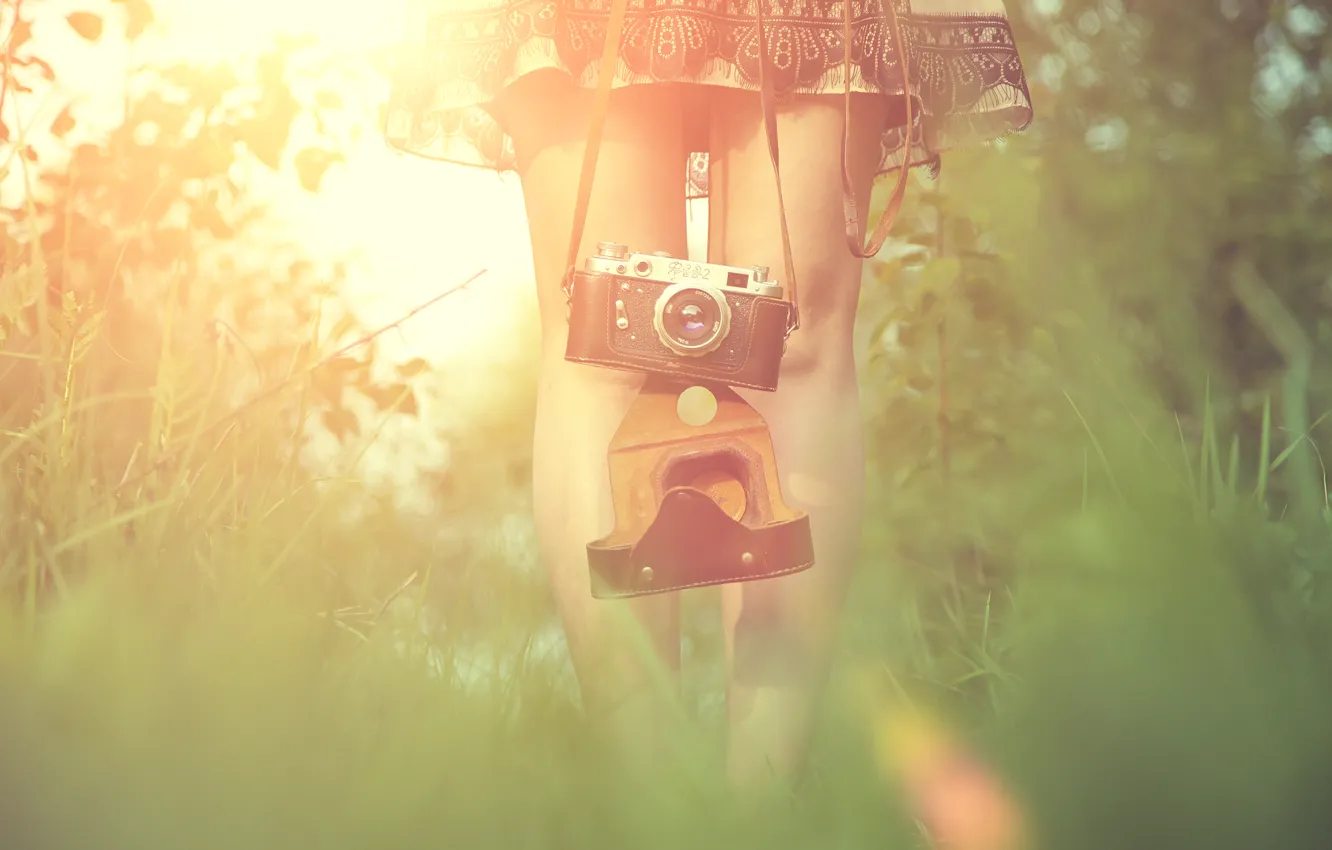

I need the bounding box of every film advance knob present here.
[597,242,629,259]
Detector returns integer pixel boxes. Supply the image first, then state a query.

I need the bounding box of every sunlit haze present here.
[2,0,707,512]
[140,0,711,342]
[151,0,406,55]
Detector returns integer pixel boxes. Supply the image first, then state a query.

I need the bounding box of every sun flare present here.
[7,0,707,376]
[150,0,405,58]
[142,0,541,366]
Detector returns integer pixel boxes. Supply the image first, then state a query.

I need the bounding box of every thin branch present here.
[0,0,23,128]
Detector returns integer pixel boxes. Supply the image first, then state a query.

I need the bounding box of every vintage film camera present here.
[565,242,792,393]
[565,242,816,658]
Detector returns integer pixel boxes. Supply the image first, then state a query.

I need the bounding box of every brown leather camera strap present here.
[843,1,915,260]
[751,0,801,336]
[560,0,631,302]
[561,1,915,332]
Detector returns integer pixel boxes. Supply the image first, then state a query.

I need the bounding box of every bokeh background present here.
[3,1,1332,848]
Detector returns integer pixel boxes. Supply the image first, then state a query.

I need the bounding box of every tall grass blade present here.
[1256,395,1271,505]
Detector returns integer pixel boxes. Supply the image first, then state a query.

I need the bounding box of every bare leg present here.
[707,89,891,785]
[497,73,689,765]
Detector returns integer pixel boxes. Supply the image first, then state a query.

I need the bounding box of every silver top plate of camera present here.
[586,242,784,299]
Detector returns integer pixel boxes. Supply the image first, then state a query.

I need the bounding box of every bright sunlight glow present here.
[3,0,708,514]
[151,0,406,56]
[137,0,710,355]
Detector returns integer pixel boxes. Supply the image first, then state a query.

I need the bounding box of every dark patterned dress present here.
[384,0,1033,198]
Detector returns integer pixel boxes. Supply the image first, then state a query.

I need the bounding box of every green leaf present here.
[239,87,300,171]
[111,0,155,40]
[190,198,234,238]
[6,17,31,52]
[293,147,344,193]
[323,406,360,442]
[49,107,75,139]
[66,12,104,42]
[325,314,359,345]
[361,383,416,415]
[918,257,962,295]
[321,356,364,375]
[396,358,429,378]
[397,390,419,417]
[240,119,290,171]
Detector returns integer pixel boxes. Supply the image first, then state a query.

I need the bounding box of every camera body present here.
[565,242,790,392]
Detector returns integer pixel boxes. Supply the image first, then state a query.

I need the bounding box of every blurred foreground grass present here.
[3,231,1332,850]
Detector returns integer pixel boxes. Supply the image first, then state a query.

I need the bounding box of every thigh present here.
[706,88,889,369]
[497,73,692,349]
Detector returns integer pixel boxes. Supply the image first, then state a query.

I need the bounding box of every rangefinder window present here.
[726,272,748,288]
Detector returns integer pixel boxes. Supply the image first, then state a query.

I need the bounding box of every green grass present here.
[4,224,1332,850]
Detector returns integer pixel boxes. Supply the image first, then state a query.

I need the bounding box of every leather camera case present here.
[585,377,815,600]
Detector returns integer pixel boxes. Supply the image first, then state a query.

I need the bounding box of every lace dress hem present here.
[384,1,1034,198]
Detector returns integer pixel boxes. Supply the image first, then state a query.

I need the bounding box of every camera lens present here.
[653,283,731,357]
[675,300,711,339]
